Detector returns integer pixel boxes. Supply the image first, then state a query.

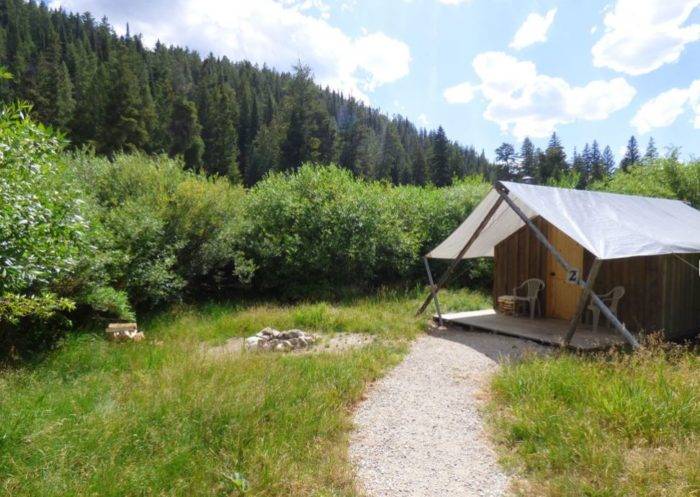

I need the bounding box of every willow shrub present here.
[0,104,131,356]
[69,152,247,310]
[591,156,700,207]
[235,165,491,294]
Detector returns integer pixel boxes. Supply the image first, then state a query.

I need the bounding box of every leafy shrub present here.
[591,156,700,207]
[236,165,491,294]
[236,165,417,293]
[0,103,87,295]
[69,152,247,309]
[387,177,492,283]
[0,104,129,357]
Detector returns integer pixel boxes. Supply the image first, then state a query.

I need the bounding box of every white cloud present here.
[592,0,700,75]
[437,0,472,5]
[509,8,557,50]
[631,81,700,132]
[416,113,429,127]
[443,82,477,103]
[444,51,636,139]
[51,0,410,103]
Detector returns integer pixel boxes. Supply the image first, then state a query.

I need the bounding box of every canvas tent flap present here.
[427,181,700,261]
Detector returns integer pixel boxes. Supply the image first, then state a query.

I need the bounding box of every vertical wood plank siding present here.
[492,216,550,314]
[494,217,700,338]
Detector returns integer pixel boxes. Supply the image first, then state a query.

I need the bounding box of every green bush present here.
[591,156,700,207]
[387,177,492,283]
[236,165,416,293]
[236,165,491,294]
[69,152,247,309]
[0,103,87,295]
[0,103,132,356]
[3,132,492,353]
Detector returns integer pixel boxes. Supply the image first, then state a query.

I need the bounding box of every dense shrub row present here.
[590,155,700,207]
[3,107,698,357]
[236,167,490,294]
[0,110,492,355]
[74,158,490,302]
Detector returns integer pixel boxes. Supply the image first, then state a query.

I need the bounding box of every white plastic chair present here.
[512,278,545,319]
[588,286,625,332]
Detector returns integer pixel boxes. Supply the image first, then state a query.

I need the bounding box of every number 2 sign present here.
[567,268,580,284]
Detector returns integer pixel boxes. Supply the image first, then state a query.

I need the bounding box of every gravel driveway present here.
[349,327,547,497]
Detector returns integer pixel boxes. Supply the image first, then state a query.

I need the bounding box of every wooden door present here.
[546,226,583,319]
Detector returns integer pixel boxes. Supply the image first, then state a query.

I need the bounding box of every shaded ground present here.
[350,326,548,497]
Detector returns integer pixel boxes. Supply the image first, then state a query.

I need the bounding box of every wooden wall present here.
[494,217,700,338]
[492,216,549,313]
[583,253,700,336]
[661,254,700,336]
[583,252,663,332]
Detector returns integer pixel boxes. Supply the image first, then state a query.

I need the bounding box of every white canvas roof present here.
[427,181,700,261]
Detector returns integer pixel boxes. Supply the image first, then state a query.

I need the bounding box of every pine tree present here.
[168,98,204,170]
[571,147,585,188]
[0,0,497,186]
[353,125,380,178]
[644,137,658,161]
[602,145,615,177]
[54,62,75,128]
[620,135,640,172]
[67,40,103,146]
[412,146,429,185]
[35,27,75,128]
[200,83,239,178]
[236,79,255,177]
[430,126,451,186]
[540,132,567,182]
[100,49,150,154]
[377,123,407,183]
[576,143,591,186]
[589,140,605,182]
[280,65,330,170]
[519,137,536,179]
[247,124,280,185]
[494,142,516,179]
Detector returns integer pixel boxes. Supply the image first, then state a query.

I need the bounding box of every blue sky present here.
[54,0,700,161]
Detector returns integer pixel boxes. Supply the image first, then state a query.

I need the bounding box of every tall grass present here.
[0,288,489,496]
[489,343,700,497]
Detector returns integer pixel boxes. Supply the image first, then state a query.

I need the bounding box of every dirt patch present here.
[205,332,374,358]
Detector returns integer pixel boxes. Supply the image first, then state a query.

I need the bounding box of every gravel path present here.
[350,327,547,497]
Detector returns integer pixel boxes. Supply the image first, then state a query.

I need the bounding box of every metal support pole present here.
[424,257,443,327]
[564,258,602,346]
[416,196,505,316]
[494,182,640,350]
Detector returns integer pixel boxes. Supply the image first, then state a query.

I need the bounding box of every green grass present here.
[489,342,700,497]
[0,288,489,497]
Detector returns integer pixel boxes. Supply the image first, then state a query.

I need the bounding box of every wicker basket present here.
[497,295,518,316]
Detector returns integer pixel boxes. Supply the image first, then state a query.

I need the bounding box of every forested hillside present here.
[0,0,493,185]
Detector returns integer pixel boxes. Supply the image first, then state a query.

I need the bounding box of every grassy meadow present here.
[489,342,700,497]
[0,288,489,497]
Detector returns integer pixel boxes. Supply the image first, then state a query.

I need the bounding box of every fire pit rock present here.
[245,327,317,352]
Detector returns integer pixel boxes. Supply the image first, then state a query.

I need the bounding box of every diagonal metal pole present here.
[494,182,640,349]
[564,258,601,347]
[416,196,504,316]
[423,257,443,326]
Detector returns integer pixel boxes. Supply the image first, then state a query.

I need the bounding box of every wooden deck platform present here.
[437,309,627,351]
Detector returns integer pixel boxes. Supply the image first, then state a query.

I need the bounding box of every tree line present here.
[0,0,493,186]
[494,133,660,188]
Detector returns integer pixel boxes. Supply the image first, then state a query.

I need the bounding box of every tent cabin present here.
[420,181,700,349]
